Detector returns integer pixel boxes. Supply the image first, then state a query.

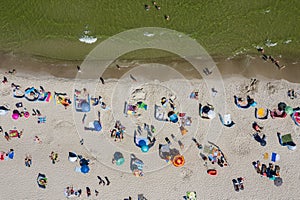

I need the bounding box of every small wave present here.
[265,39,277,47]
[143,32,155,37]
[79,35,97,44]
[283,39,292,44]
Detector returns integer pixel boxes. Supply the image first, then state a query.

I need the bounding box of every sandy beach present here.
[0,52,300,200]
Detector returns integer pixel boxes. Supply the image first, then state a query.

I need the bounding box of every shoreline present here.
[0,51,299,83]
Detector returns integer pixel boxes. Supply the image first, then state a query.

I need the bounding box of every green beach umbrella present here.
[116,157,125,166]
[285,106,293,115]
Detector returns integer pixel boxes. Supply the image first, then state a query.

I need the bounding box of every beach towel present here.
[137,101,147,110]
[124,101,137,116]
[38,92,52,102]
[9,130,20,138]
[271,152,280,162]
[154,105,166,121]
[38,117,46,123]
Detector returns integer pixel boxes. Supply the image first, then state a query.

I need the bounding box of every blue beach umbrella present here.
[81,165,90,174]
[93,121,102,131]
[81,102,90,112]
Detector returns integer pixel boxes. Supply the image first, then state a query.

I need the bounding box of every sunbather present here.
[234,95,256,109]
[253,132,267,146]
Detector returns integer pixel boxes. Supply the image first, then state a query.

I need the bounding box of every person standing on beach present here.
[77,66,81,72]
[100,77,105,84]
[2,76,8,84]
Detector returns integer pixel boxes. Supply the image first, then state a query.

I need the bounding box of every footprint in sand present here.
[232,138,251,156]
[180,167,193,180]
[267,82,276,95]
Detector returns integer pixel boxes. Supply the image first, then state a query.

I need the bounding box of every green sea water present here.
[0,0,299,61]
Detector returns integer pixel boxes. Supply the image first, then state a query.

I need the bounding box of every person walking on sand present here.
[25,155,32,167]
[100,77,105,84]
[77,65,81,72]
[97,176,105,186]
[2,76,8,84]
[274,60,285,70]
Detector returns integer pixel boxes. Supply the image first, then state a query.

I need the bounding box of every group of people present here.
[49,151,59,164]
[257,47,285,70]
[110,120,125,142]
[144,1,170,21]
[252,160,281,179]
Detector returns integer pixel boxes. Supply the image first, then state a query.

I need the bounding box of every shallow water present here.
[0,1,299,61]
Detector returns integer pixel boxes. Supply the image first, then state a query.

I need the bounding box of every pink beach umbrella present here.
[12,110,20,120]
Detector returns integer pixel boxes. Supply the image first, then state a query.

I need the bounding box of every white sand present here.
[0,69,299,200]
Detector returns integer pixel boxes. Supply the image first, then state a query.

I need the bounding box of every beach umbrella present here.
[141,145,149,152]
[207,110,216,119]
[285,106,293,115]
[113,152,125,166]
[274,177,283,187]
[93,120,102,131]
[8,151,14,159]
[278,102,287,111]
[169,114,178,123]
[292,111,300,126]
[172,155,185,167]
[12,110,20,120]
[116,157,125,166]
[80,165,90,174]
[81,101,90,112]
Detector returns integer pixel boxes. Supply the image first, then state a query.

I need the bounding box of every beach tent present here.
[37,173,47,189]
[68,152,78,162]
[13,89,24,99]
[199,103,215,119]
[281,134,296,150]
[168,111,178,123]
[0,106,10,116]
[292,110,300,126]
[255,108,269,120]
[24,87,40,101]
[219,114,235,127]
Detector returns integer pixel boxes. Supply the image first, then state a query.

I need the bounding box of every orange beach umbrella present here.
[172,155,185,167]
